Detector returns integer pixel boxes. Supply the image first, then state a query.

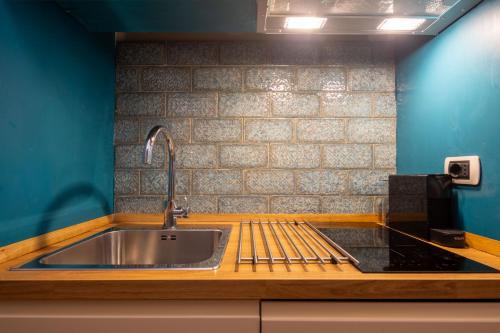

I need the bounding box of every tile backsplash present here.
[114,40,396,214]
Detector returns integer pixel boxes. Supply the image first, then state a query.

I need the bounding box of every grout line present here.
[189,66,194,92]
[163,93,167,117]
[163,41,168,64]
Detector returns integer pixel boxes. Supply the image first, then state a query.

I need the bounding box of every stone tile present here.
[319,41,372,65]
[113,41,399,210]
[245,119,293,142]
[347,119,396,143]
[270,42,319,65]
[166,42,218,65]
[296,119,345,143]
[138,171,168,196]
[321,93,371,117]
[270,196,320,213]
[192,170,242,194]
[174,170,190,195]
[323,144,372,169]
[351,170,393,195]
[374,144,396,169]
[176,144,217,168]
[245,67,295,91]
[373,93,396,117]
[115,144,164,168]
[220,41,267,65]
[114,119,140,144]
[141,67,190,91]
[297,67,346,91]
[350,66,395,91]
[167,93,217,117]
[193,67,241,91]
[141,170,167,195]
[116,42,164,65]
[186,196,217,213]
[245,170,294,194]
[296,170,349,194]
[193,119,242,143]
[140,118,190,143]
[270,144,320,169]
[321,196,374,213]
[116,93,165,117]
[218,196,268,213]
[116,67,139,91]
[271,93,320,117]
[219,93,269,117]
[219,145,268,168]
[114,170,139,195]
[115,196,165,213]
[140,169,189,195]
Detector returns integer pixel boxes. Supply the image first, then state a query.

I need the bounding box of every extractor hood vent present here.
[257,0,482,35]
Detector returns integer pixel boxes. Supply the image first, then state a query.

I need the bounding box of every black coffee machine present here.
[387,174,455,241]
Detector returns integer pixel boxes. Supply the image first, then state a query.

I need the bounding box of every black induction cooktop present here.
[318,223,498,273]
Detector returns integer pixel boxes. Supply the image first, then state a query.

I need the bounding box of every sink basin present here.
[14,226,231,270]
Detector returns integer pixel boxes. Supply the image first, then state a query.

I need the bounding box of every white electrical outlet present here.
[444,155,480,185]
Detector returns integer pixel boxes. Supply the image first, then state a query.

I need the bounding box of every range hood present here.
[257,0,481,35]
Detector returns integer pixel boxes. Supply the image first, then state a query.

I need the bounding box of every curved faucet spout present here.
[144,126,186,229]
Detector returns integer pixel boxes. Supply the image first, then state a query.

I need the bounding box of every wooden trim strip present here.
[466,232,500,257]
[0,215,114,264]
[0,279,499,300]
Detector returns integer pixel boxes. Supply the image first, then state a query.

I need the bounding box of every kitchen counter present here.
[0,213,499,300]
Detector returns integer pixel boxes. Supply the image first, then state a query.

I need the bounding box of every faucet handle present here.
[182,196,190,217]
[173,196,189,218]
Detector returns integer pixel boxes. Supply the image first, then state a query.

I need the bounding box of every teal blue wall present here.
[56,0,257,32]
[397,0,500,240]
[0,2,115,246]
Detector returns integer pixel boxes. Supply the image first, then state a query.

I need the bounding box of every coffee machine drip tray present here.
[318,223,497,273]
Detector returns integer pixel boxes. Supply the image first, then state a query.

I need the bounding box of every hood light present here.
[378,18,426,31]
[284,17,327,30]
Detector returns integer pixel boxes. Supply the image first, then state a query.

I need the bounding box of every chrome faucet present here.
[144,126,188,229]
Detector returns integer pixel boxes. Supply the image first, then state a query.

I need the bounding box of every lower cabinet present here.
[261,301,500,333]
[2,300,500,333]
[0,300,260,333]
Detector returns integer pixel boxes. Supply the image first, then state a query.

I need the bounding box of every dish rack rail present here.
[237,220,359,268]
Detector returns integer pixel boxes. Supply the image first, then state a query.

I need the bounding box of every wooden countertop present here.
[0,213,499,300]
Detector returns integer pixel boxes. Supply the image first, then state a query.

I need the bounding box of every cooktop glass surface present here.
[318,223,498,273]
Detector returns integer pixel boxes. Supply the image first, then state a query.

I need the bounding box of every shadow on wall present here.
[35,183,110,250]
[0,1,115,246]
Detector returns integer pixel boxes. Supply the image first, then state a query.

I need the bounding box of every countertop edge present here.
[0,279,499,300]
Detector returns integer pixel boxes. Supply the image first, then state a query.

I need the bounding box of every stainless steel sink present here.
[14,226,231,270]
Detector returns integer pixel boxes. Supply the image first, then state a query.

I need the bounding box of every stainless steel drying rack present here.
[237,220,359,267]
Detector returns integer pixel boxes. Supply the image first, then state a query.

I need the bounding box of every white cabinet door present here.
[262,301,500,333]
[0,300,260,333]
